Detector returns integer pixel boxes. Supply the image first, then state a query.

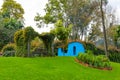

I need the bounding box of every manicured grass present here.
[0,57,120,80]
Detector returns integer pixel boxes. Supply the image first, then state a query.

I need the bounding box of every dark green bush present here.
[2,51,15,57]
[1,43,16,57]
[109,52,120,63]
[77,53,111,69]
[1,43,16,53]
[84,42,105,55]
[84,42,120,63]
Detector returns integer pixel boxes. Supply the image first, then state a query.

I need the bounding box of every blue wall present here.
[58,42,85,56]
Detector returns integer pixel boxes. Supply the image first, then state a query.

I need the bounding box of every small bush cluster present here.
[77,53,111,69]
[1,43,16,57]
[2,51,15,57]
[108,48,120,63]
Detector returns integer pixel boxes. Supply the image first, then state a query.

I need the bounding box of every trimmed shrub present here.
[14,27,39,57]
[1,43,16,56]
[77,53,111,69]
[2,51,15,57]
[39,32,55,56]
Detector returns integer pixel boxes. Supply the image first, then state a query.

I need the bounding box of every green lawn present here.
[0,57,120,80]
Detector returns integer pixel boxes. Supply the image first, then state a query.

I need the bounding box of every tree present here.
[34,0,97,40]
[88,0,117,48]
[88,25,102,42]
[0,0,24,50]
[1,0,24,29]
[106,25,118,48]
[1,0,24,19]
[0,13,13,50]
[116,25,120,48]
[34,0,65,27]
[66,0,98,40]
[54,20,72,45]
[100,0,108,57]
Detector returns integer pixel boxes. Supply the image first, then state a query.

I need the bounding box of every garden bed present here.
[75,58,112,70]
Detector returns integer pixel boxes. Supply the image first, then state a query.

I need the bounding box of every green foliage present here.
[23,26,39,56]
[2,51,15,57]
[106,25,120,48]
[1,43,16,53]
[31,37,48,57]
[14,27,38,57]
[109,52,120,63]
[86,50,93,55]
[0,0,24,50]
[54,20,72,45]
[84,42,105,55]
[0,28,10,50]
[88,25,102,41]
[16,46,27,57]
[108,48,120,63]
[117,25,120,38]
[24,27,38,42]
[1,0,24,19]
[0,16,24,50]
[31,37,44,52]
[34,0,98,40]
[1,43,16,57]
[84,41,120,63]
[14,29,24,46]
[14,29,26,56]
[34,0,64,26]
[39,31,55,56]
[77,53,111,68]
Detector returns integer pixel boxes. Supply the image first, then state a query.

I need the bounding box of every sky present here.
[0,0,120,33]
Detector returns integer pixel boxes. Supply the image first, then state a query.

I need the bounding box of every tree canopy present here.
[1,0,24,19]
[0,0,24,50]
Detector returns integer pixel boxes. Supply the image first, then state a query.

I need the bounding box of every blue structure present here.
[58,42,85,56]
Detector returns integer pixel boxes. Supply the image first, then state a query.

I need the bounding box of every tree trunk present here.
[51,42,54,56]
[27,40,30,57]
[100,0,108,57]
